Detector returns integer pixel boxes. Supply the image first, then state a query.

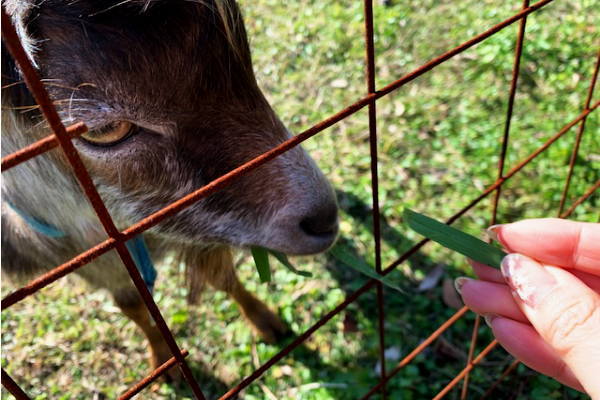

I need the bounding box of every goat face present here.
[8,0,338,255]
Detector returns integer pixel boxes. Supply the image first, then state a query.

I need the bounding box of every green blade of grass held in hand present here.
[329,245,404,292]
[269,250,313,277]
[251,246,271,283]
[403,209,506,269]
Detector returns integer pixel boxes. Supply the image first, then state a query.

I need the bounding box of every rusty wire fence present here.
[1,0,599,398]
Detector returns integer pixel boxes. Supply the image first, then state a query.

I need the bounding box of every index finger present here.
[489,218,600,276]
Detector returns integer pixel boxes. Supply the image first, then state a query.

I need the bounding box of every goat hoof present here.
[164,364,183,383]
[251,308,291,344]
[150,349,183,383]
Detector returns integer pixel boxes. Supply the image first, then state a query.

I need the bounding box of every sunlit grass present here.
[2,0,598,399]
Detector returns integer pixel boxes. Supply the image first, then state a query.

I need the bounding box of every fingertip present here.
[454,276,472,295]
[486,224,502,243]
[490,219,599,272]
[483,314,496,328]
[486,224,512,253]
[460,280,528,323]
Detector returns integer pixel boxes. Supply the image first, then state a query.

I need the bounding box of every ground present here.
[1,0,598,399]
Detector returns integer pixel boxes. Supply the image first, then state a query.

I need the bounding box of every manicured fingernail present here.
[483,314,496,328]
[486,225,502,242]
[500,254,556,307]
[454,277,472,294]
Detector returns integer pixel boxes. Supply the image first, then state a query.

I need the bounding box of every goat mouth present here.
[299,220,338,238]
[255,220,339,256]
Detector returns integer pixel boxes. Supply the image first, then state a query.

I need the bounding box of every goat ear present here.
[2,0,34,15]
[3,0,39,67]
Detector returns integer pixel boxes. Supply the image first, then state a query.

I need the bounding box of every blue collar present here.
[6,202,157,293]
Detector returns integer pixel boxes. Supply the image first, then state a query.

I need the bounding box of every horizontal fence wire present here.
[218,108,600,397]
[560,179,600,219]
[10,97,594,309]
[118,350,190,400]
[1,0,598,398]
[0,122,87,171]
[434,340,500,400]
[357,307,470,400]
[2,0,563,311]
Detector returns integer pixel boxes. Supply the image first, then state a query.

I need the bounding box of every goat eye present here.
[81,121,136,146]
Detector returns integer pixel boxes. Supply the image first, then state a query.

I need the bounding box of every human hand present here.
[454,218,600,397]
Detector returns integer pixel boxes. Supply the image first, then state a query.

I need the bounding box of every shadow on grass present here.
[167,189,462,399]
[261,189,470,399]
[333,188,438,277]
[163,366,231,400]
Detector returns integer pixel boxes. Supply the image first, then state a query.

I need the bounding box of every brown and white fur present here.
[1,0,338,377]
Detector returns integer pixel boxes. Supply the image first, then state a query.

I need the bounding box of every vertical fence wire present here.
[357,307,471,400]
[217,4,567,398]
[558,50,600,216]
[362,0,388,398]
[1,8,206,399]
[1,0,599,398]
[478,47,600,399]
[461,0,531,397]
[0,0,561,306]
[460,316,482,399]
[490,0,531,225]
[359,100,599,400]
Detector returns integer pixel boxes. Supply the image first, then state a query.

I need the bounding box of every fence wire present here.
[1,0,598,398]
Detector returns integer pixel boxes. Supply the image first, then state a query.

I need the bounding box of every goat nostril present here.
[299,206,338,237]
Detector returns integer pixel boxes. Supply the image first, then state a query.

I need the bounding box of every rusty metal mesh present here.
[1,0,598,398]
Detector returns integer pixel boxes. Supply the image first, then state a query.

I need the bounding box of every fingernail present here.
[483,314,496,328]
[500,254,556,307]
[486,225,502,242]
[454,277,472,294]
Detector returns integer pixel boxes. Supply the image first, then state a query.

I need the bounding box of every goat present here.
[1,0,338,380]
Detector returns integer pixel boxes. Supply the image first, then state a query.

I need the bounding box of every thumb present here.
[501,254,600,398]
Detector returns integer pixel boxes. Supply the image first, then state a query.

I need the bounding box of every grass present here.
[2,0,599,399]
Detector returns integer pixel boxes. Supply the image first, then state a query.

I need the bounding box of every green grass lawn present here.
[2,0,598,399]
